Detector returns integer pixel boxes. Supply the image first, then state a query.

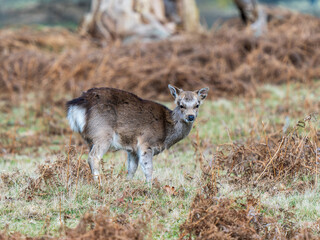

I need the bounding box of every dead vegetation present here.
[0,144,91,200]
[0,208,145,240]
[179,112,320,239]
[1,10,320,104]
[0,144,150,240]
[213,114,319,193]
[23,145,93,197]
[180,170,319,240]
[1,8,320,240]
[63,208,146,240]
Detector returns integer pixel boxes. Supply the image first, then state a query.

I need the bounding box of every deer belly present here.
[110,133,133,151]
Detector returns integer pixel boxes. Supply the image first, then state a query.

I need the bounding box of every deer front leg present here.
[138,147,153,182]
[127,151,139,180]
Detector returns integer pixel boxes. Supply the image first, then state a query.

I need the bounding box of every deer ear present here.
[196,87,209,100]
[168,84,182,99]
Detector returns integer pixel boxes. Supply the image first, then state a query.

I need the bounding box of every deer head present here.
[168,84,209,123]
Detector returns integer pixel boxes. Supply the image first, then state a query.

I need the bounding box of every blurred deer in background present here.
[67,85,208,182]
[234,0,267,36]
[234,0,258,24]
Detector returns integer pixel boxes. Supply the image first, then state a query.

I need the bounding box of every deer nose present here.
[187,115,195,122]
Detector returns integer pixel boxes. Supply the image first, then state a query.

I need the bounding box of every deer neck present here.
[164,107,193,149]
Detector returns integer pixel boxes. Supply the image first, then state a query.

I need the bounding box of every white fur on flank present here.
[67,105,86,133]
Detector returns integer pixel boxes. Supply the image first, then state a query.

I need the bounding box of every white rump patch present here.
[67,105,86,133]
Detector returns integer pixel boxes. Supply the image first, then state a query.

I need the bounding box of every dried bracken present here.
[179,170,284,240]
[22,146,93,197]
[180,114,320,239]
[214,116,319,192]
[1,10,320,104]
[180,196,262,239]
[64,208,145,240]
[0,208,145,240]
[180,170,319,239]
[1,8,320,240]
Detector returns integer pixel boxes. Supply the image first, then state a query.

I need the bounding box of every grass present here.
[1,82,320,238]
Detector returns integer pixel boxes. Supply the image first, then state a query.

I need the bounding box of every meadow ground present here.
[1,82,320,239]
[1,10,320,239]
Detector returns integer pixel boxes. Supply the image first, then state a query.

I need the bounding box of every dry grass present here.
[1,8,320,240]
[0,99,202,239]
[213,114,319,193]
[1,83,320,239]
[180,172,320,240]
[1,9,320,106]
[0,208,146,240]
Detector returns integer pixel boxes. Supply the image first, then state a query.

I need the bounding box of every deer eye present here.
[180,105,185,109]
[195,104,199,108]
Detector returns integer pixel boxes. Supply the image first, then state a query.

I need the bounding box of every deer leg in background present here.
[127,151,139,179]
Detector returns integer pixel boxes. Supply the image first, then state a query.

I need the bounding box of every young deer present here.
[66,85,209,182]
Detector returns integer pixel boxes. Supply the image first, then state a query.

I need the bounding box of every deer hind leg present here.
[138,146,153,182]
[127,151,139,180]
[88,141,110,182]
